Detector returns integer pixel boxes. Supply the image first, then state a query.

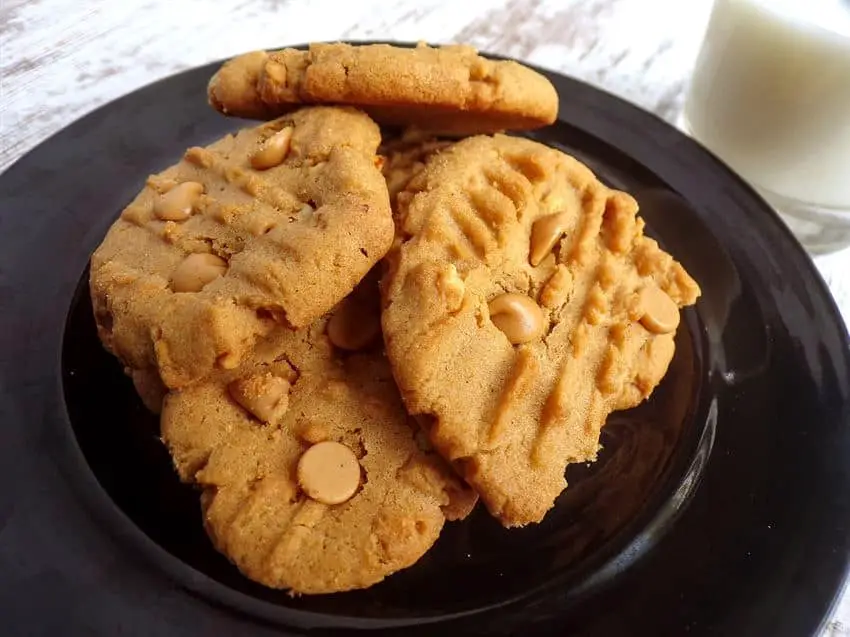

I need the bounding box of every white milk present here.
[683,0,850,210]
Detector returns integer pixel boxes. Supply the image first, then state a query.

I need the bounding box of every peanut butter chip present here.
[217,352,240,369]
[437,264,465,312]
[171,253,228,293]
[638,286,680,334]
[297,441,361,505]
[229,373,291,424]
[250,127,293,170]
[488,293,545,344]
[154,181,204,221]
[529,212,571,266]
[327,303,380,351]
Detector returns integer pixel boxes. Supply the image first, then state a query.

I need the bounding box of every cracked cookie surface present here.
[380,135,701,527]
[90,106,393,390]
[208,42,559,135]
[161,276,477,594]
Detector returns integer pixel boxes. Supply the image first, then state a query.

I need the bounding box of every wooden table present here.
[1,0,848,633]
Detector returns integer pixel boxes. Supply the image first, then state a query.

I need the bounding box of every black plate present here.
[1,44,849,637]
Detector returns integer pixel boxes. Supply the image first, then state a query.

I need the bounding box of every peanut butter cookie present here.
[90,106,393,389]
[161,276,476,594]
[208,42,559,135]
[379,133,454,203]
[381,135,700,527]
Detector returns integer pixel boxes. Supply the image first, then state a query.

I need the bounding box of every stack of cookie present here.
[89,42,700,595]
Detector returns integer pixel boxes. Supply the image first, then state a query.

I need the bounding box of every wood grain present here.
[0,1,848,632]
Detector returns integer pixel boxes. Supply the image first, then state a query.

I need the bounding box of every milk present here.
[683,0,850,211]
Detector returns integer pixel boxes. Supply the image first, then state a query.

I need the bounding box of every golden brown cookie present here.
[208,42,559,135]
[379,133,454,203]
[128,367,168,414]
[161,277,477,594]
[90,106,393,389]
[381,135,700,527]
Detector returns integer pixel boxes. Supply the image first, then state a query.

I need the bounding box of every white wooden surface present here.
[1,0,848,633]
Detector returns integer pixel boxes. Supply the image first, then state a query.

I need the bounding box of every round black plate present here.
[1,45,849,637]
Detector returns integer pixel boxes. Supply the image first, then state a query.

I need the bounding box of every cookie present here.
[90,106,393,389]
[208,42,559,135]
[161,277,477,594]
[380,135,700,527]
[128,367,168,414]
[379,133,454,203]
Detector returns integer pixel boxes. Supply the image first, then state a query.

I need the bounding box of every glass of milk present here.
[681,0,850,254]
